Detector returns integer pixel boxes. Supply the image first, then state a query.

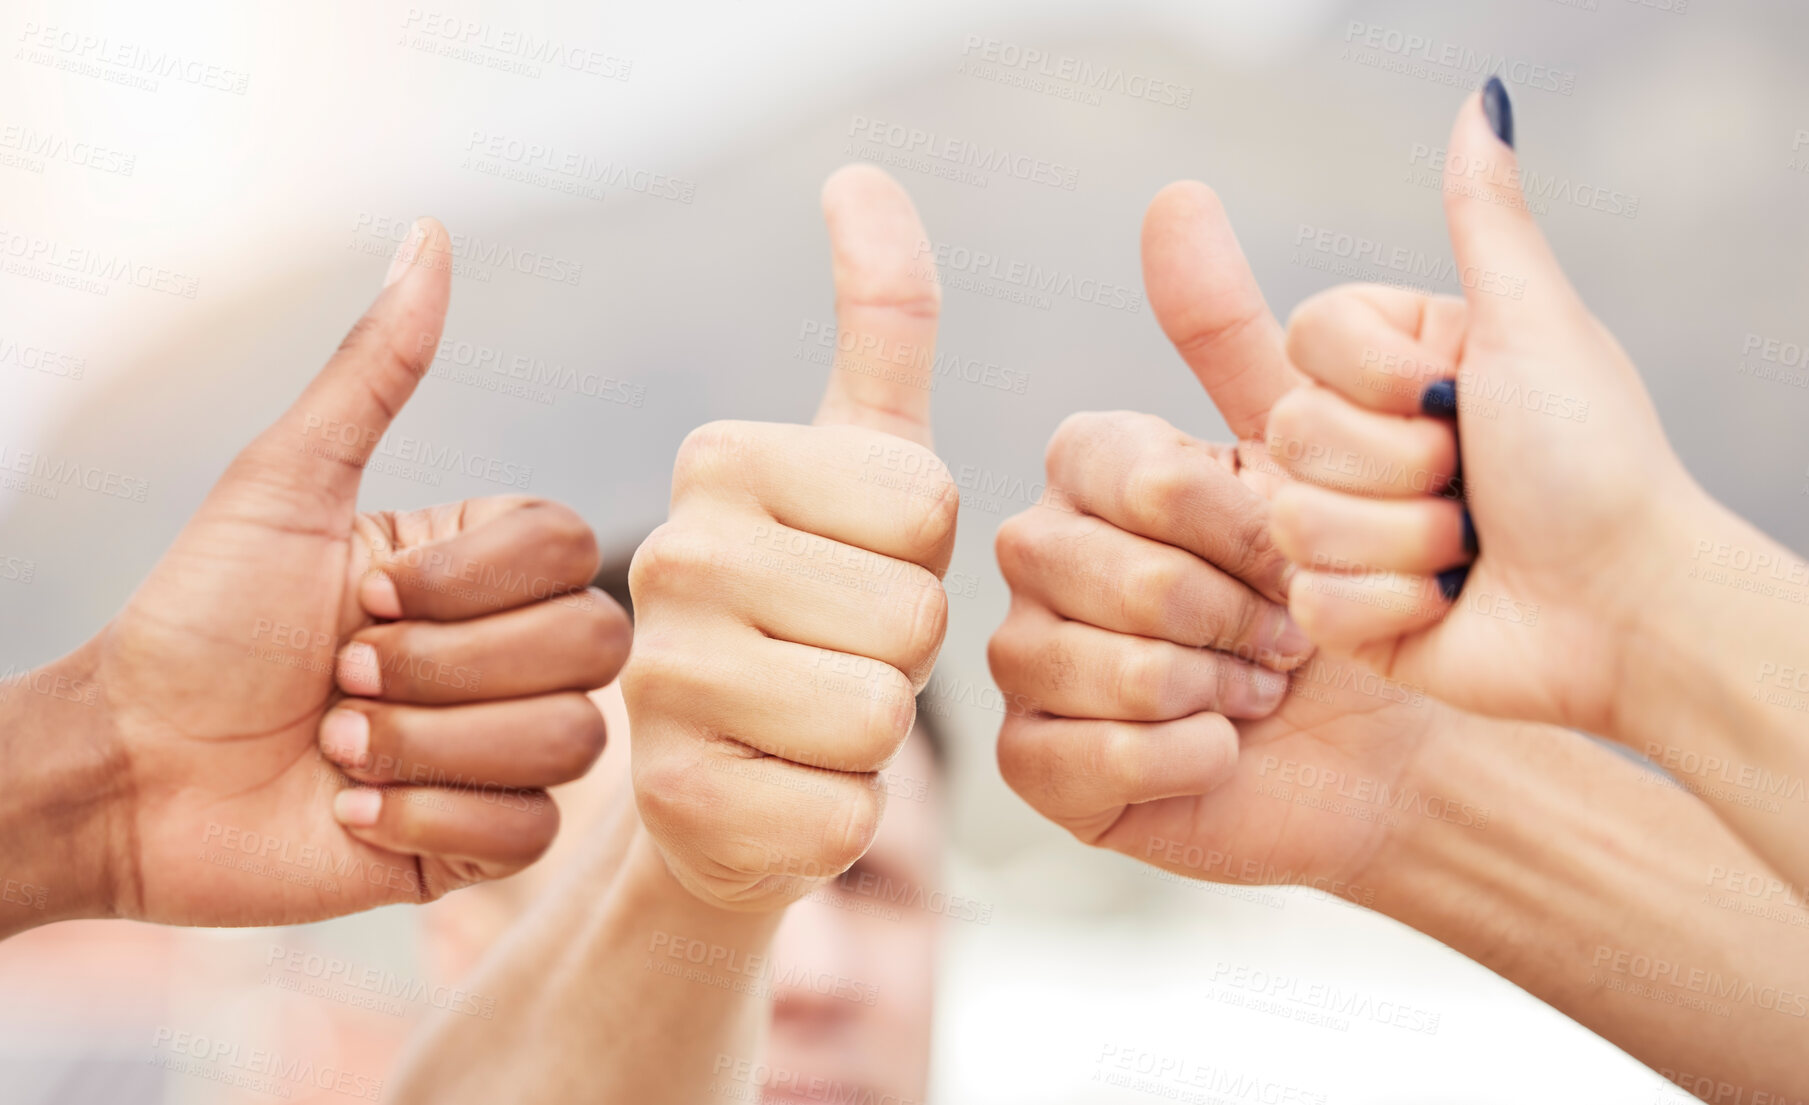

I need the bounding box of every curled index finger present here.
[1045,412,1294,606]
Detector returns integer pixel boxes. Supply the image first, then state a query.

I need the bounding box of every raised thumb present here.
[812,165,941,450]
[227,217,452,526]
[1442,80,1580,340]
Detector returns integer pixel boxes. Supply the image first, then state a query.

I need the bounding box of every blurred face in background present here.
[763,731,944,1105]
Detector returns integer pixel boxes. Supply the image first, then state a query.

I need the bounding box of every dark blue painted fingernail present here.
[1482,77,1515,149]
[1421,378,1458,419]
[1437,566,1470,602]
[1460,507,1478,556]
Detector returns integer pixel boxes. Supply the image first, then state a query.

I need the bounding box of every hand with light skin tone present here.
[1267,82,1809,889]
[624,163,956,914]
[992,168,1809,1092]
[391,164,951,1105]
[0,220,631,939]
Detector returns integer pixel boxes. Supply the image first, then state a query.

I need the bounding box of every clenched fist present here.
[623,166,957,912]
[0,219,630,939]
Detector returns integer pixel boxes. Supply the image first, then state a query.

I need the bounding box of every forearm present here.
[1617,492,1809,887]
[0,640,124,939]
[1368,717,1809,1094]
[389,818,782,1105]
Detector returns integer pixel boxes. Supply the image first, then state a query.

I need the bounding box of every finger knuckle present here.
[1094,725,1150,799]
[1120,555,1181,630]
[577,589,634,682]
[633,752,715,846]
[1284,289,1342,354]
[994,716,1038,797]
[544,696,608,780]
[503,795,561,865]
[1226,492,1283,582]
[1046,411,1102,472]
[902,460,959,563]
[854,664,918,771]
[1118,642,1179,718]
[822,784,884,875]
[628,524,717,601]
[1122,457,1187,536]
[619,634,698,716]
[528,500,603,584]
[993,512,1040,586]
[985,622,1025,690]
[672,420,753,497]
[900,574,948,683]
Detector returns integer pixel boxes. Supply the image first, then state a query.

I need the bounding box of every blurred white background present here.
[3,0,1806,1101]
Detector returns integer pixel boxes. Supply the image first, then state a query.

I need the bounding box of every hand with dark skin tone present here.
[0,219,631,938]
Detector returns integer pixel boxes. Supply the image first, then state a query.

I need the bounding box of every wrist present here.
[1616,487,1807,756]
[622,827,787,945]
[0,638,129,936]
[1352,714,1584,963]
[616,827,787,1018]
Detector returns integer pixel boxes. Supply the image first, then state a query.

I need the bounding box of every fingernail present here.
[1274,611,1313,661]
[320,709,371,769]
[383,218,428,288]
[1421,378,1458,419]
[1437,566,1470,602]
[361,571,403,620]
[1482,77,1515,149]
[1236,666,1291,718]
[333,787,383,828]
[1460,508,1478,557]
[337,641,383,696]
